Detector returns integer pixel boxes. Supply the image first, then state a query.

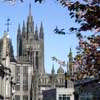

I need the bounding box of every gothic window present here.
[15,95,20,100]
[23,85,28,91]
[23,95,28,100]
[15,85,20,91]
[59,95,70,100]
[23,66,28,91]
[15,67,20,75]
[67,97,70,100]
[15,67,20,87]
[36,51,38,69]
[23,66,28,75]
[59,95,62,100]
[63,95,66,100]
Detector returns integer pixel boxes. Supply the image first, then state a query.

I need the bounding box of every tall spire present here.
[68,48,73,75]
[29,3,32,17]
[27,3,34,33]
[17,24,21,34]
[39,22,44,39]
[51,63,55,74]
[68,48,73,62]
[22,20,25,32]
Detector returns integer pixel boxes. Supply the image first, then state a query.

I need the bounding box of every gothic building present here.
[15,4,67,100]
[0,4,67,100]
[15,3,45,100]
[0,32,16,100]
[17,4,44,74]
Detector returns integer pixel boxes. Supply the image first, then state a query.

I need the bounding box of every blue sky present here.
[0,0,81,73]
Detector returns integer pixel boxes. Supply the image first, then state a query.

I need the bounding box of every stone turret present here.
[17,24,22,57]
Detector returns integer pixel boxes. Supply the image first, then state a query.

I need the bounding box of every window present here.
[66,97,70,100]
[23,95,28,100]
[59,95,63,100]
[63,95,66,100]
[15,67,20,91]
[15,95,20,100]
[36,51,38,69]
[23,66,28,91]
[23,66,28,74]
[59,95,70,100]
[23,85,28,91]
[59,96,63,100]
[16,67,20,74]
[15,85,20,91]
[15,67,20,82]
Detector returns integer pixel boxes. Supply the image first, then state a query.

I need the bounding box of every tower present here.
[68,48,73,75]
[17,24,22,57]
[17,4,45,74]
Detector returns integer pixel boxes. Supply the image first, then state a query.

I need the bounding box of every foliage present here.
[58,0,100,33]
[72,35,100,80]
[35,0,100,34]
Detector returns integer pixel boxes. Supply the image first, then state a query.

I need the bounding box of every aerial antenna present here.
[5,18,11,32]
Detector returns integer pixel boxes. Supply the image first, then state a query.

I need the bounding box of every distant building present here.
[43,88,74,100]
